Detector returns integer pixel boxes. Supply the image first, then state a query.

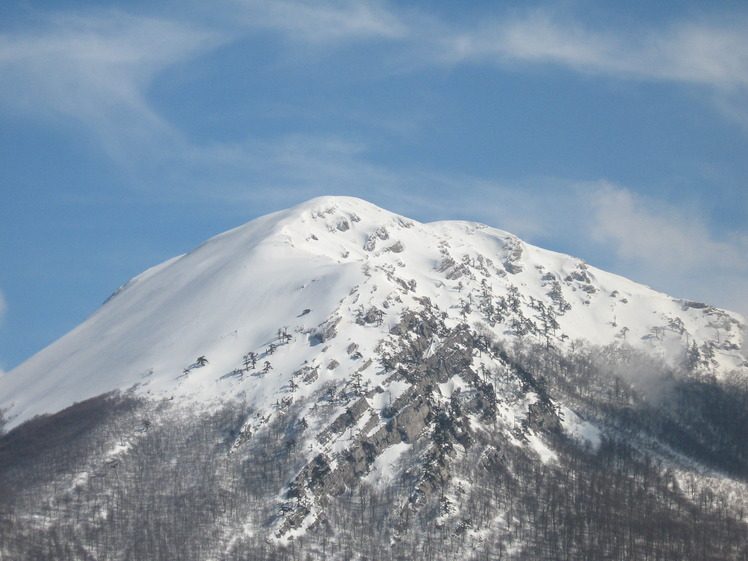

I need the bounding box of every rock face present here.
[274,304,566,536]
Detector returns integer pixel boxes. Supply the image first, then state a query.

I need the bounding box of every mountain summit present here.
[1,197,747,560]
[2,196,743,428]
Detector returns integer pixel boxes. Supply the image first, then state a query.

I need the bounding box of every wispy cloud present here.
[232,2,748,94]
[583,181,748,314]
[172,133,572,232]
[226,0,408,46]
[651,19,748,90]
[3,2,747,171]
[430,8,748,130]
[0,10,219,160]
[218,3,748,130]
[586,182,735,270]
[435,10,748,90]
[437,10,617,71]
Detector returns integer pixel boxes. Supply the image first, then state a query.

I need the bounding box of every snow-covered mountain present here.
[1,196,747,560]
[2,196,744,428]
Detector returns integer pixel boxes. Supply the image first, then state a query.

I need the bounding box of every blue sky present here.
[1,0,747,371]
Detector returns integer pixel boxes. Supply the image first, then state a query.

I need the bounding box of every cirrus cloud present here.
[584,181,748,315]
[2,2,748,172]
[0,10,220,160]
[434,9,748,91]
[231,0,409,44]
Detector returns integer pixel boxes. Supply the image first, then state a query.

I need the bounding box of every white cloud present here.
[0,11,220,160]
[587,183,724,270]
[434,10,748,92]
[3,3,747,171]
[231,0,409,44]
[421,8,748,133]
[219,3,748,130]
[437,11,618,71]
[583,181,748,314]
[652,20,748,90]
[221,1,748,95]
[0,3,405,171]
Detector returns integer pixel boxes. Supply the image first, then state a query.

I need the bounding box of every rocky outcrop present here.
[526,400,561,433]
[278,306,514,537]
[310,317,341,345]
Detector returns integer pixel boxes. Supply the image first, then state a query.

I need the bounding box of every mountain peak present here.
[0,197,744,429]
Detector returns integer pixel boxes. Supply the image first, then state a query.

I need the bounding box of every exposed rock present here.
[310,317,341,345]
[363,226,390,251]
[387,241,404,253]
[363,308,383,325]
[503,238,524,274]
[526,400,561,434]
[388,397,430,443]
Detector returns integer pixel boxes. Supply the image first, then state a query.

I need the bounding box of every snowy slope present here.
[1,196,745,429]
